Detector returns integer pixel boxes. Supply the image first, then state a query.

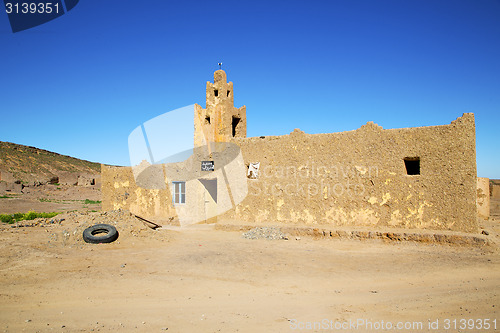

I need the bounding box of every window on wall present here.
[214,89,218,97]
[172,181,186,204]
[404,157,420,175]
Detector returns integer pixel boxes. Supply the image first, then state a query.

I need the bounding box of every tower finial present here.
[218,62,222,70]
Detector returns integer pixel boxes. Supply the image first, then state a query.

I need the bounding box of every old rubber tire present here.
[83,224,119,244]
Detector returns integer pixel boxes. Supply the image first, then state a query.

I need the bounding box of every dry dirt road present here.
[0,219,498,333]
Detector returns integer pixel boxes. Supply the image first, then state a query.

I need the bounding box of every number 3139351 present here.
[5,2,60,14]
[443,319,496,330]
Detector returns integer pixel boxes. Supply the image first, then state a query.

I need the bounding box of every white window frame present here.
[172,181,186,204]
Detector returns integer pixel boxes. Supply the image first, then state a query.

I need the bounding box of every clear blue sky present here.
[1,0,499,178]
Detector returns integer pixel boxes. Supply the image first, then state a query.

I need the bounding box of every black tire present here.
[83,224,119,244]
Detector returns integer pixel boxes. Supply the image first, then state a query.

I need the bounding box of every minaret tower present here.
[194,70,247,147]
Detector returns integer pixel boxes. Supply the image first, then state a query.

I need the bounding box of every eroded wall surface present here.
[220,113,477,232]
[492,184,500,199]
[477,177,490,220]
[103,113,477,232]
[102,165,179,224]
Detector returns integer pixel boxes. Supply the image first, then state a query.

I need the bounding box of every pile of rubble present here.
[242,227,289,240]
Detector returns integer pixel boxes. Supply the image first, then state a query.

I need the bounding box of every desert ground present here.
[0,188,499,332]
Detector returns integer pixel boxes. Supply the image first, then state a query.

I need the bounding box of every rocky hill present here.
[0,141,100,184]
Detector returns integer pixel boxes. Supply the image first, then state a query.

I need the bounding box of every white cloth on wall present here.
[248,162,260,179]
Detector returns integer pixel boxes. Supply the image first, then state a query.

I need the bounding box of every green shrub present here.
[0,214,14,223]
[0,211,60,223]
[38,212,59,219]
[84,199,101,205]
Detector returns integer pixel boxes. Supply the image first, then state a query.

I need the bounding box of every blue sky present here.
[1,0,499,178]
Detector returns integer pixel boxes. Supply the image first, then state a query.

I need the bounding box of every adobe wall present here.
[101,165,179,224]
[477,177,490,220]
[492,183,500,199]
[101,143,246,225]
[220,113,477,233]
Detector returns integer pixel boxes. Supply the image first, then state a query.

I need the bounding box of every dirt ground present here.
[0,189,499,332]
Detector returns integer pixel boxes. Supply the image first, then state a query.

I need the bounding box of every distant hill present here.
[0,141,100,184]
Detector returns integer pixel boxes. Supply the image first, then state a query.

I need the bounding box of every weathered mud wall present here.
[102,69,477,233]
[220,113,477,233]
[102,165,179,224]
[492,184,500,199]
[477,177,490,220]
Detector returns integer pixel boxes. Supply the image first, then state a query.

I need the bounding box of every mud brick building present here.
[103,70,478,232]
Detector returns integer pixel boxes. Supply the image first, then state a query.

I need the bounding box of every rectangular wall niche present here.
[404,157,420,175]
[232,116,241,137]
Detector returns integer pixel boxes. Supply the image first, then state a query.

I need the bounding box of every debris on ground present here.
[242,227,288,240]
[1,209,169,245]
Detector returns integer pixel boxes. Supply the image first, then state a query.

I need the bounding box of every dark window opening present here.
[205,116,210,125]
[227,90,231,97]
[232,116,240,137]
[404,157,420,175]
[214,89,218,97]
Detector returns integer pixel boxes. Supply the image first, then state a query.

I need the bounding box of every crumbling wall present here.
[220,113,477,233]
[101,165,179,224]
[477,177,490,220]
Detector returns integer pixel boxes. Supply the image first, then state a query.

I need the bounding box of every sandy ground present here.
[0,218,498,332]
[0,189,499,332]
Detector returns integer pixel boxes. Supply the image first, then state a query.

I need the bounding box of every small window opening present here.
[227,90,231,97]
[232,116,241,137]
[205,116,210,125]
[172,181,186,204]
[404,157,420,175]
[214,89,218,97]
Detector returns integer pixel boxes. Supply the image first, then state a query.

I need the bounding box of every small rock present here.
[25,319,31,323]
[482,230,489,235]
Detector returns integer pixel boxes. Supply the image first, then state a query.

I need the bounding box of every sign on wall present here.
[201,161,214,171]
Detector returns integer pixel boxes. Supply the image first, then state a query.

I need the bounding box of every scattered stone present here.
[481,230,489,235]
[242,227,288,240]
